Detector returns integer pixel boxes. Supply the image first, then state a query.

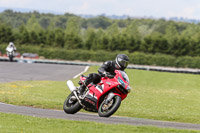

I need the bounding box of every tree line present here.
[1,9,200,57]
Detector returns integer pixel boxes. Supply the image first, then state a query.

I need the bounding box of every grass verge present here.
[0,66,200,124]
[0,112,199,133]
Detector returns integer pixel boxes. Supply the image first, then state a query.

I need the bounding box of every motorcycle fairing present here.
[82,92,98,111]
[80,76,119,110]
[80,70,129,110]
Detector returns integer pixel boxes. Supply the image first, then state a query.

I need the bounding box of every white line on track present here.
[73,66,90,79]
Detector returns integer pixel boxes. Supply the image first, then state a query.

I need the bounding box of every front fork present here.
[105,92,115,104]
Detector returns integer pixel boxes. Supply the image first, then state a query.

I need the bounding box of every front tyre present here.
[98,95,121,117]
[9,55,13,62]
[63,92,82,114]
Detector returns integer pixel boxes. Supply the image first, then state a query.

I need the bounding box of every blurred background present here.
[0,0,200,68]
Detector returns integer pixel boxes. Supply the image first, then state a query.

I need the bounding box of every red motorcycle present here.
[63,70,131,117]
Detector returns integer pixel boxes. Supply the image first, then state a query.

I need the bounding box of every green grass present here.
[0,112,199,133]
[0,80,67,109]
[119,68,200,123]
[0,66,200,124]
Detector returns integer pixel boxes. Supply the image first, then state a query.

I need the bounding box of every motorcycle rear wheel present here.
[98,95,121,117]
[63,92,82,114]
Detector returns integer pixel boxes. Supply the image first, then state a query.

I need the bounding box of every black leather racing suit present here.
[83,61,117,86]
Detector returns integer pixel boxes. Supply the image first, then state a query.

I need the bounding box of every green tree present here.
[29,31,38,44]
[65,17,82,49]
[18,24,30,44]
[125,22,141,39]
[39,17,51,29]
[65,17,80,35]
[84,28,96,50]
[164,22,179,54]
[88,16,111,29]
[95,29,110,50]
[26,14,43,32]
[0,23,14,43]
[141,32,169,54]
[107,23,119,35]
[45,30,55,46]
[54,28,65,47]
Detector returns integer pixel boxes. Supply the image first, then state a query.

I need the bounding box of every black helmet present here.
[115,54,129,70]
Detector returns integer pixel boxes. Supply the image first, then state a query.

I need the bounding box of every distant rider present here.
[6,42,17,51]
[79,54,129,94]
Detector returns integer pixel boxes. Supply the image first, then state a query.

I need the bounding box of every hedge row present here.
[1,44,200,68]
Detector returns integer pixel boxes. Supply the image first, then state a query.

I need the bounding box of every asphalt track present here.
[0,61,200,131]
[0,62,85,82]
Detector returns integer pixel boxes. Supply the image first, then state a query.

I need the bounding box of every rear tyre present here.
[63,92,82,114]
[98,95,121,117]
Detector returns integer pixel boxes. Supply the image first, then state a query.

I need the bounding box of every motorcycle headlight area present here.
[117,77,131,94]
[118,77,126,88]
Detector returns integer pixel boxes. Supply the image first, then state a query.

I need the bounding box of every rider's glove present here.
[103,72,115,78]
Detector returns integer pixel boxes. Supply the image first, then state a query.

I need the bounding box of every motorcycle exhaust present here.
[66,80,85,107]
[66,80,76,92]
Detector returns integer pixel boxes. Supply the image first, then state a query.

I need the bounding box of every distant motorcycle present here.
[63,70,131,117]
[6,47,15,61]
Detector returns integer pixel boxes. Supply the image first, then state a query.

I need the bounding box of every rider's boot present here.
[79,84,86,94]
[79,77,91,94]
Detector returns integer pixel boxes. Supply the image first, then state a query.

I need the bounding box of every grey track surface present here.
[1,56,200,74]
[0,62,85,82]
[0,103,200,130]
[0,61,200,131]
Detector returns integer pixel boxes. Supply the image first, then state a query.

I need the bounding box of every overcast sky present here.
[1,0,200,19]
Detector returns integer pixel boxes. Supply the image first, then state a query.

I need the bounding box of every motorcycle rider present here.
[6,42,17,51]
[79,54,129,94]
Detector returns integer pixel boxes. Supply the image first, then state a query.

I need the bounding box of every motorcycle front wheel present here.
[63,92,82,114]
[98,95,121,117]
[9,56,13,62]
